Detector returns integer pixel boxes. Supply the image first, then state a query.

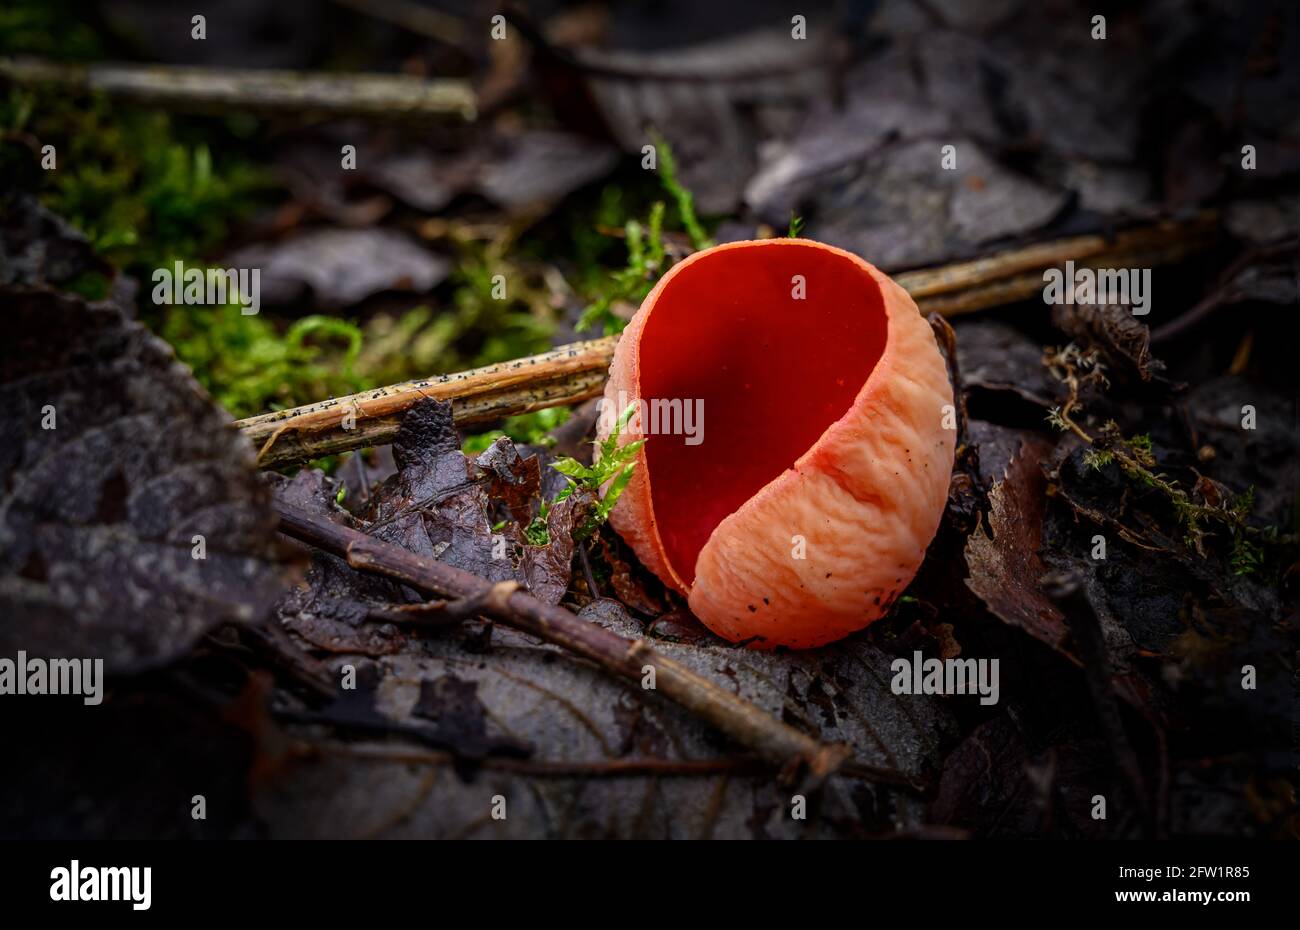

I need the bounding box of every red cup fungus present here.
[597,238,955,648]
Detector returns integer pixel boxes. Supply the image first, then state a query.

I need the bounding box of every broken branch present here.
[0,56,476,121]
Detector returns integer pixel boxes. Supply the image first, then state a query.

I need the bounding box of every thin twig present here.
[274,499,858,786]
[236,621,337,700]
[895,214,1216,300]
[304,740,924,790]
[912,235,1217,317]
[1150,238,1297,343]
[577,542,600,598]
[0,56,476,121]
[238,336,617,468]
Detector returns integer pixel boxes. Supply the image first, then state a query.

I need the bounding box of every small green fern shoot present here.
[526,403,644,544]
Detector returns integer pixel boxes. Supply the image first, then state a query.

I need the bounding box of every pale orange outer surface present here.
[599,239,955,649]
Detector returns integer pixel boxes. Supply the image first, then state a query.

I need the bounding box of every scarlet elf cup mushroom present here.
[596,239,955,649]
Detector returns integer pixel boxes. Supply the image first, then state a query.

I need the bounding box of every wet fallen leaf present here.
[1,193,116,292]
[533,16,840,215]
[930,714,1113,838]
[956,321,1058,413]
[0,286,296,671]
[772,139,1066,271]
[475,437,543,528]
[964,433,1072,655]
[1051,303,1165,384]
[257,615,954,838]
[226,227,450,309]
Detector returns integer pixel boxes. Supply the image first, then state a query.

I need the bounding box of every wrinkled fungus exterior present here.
[599,239,955,648]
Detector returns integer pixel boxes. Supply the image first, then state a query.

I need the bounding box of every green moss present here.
[0,0,102,60]
[1128,433,1154,457]
[463,406,572,455]
[162,307,365,418]
[0,78,386,417]
[652,133,711,253]
[61,269,112,301]
[355,243,559,392]
[575,202,665,335]
[1,88,269,274]
[570,138,714,337]
[1229,534,1264,576]
[1082,448,1114,471]
[526,403,643,544]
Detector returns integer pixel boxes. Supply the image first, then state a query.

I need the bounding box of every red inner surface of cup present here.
[636,243,888,584]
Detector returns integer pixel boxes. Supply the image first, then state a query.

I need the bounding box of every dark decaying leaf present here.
[0,288,296,671]
[273,405,579,657]
[988,6,1147,163]
[411,674,532,763]
[929,714,1114,839]
[473,130,620,212]
[956,321,1058,412]
[226,227,450,309]
[516,490,587,607]
[766,138,1066,271]
[532,20,840,215]
[595,531,666,616]
[1,193,115,292]
[364,398,491,566]
[740,43,949,222]
[1051,303,1165,384]
[294,662,531,763]
[965,420,1045,489]
[272,469,409,656]
[281,129,619,219]
[283,398,577,613]
[277,555,409,657]
[363,398,568,596]
[1183,376,1298,527]
[361,149,460,214]
[257,614,955,838]
[741,0,1290,264]
[964,433,1073,656]
[475,436,542,528]
[742,15,1147,266]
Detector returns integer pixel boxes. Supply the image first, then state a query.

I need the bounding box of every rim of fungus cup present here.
[614,237,914,597]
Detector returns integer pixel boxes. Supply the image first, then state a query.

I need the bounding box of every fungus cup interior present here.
[638,241,888,585]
